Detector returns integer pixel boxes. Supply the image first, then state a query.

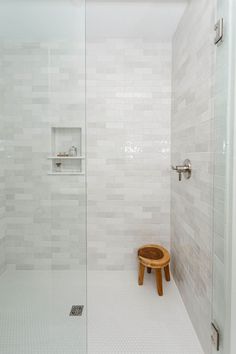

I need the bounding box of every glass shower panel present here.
[212,0,231,353]
[0,1,87,353]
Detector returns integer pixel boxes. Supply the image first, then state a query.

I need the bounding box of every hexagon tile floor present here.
[0,270,204,354]
[87,271,204,354]
[0,270,87,354]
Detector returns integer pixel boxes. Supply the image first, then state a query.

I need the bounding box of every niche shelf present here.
[48,171,84,176]
[48,156,85,160]
[48,127,85,175]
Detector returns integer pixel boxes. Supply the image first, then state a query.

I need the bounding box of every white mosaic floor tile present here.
[0,270,87,354]
[88,271,204,354]
[0,270,203,354]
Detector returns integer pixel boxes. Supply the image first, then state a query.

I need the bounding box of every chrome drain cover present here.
[69,305,84,316]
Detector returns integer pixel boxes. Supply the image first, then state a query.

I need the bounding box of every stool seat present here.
[137,244,171,296]
[138,244,170,268]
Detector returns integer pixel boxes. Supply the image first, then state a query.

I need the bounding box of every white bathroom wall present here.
[0,0,188,272]
[171,0,215,352]
[86,0,187,270]
[1,40,86,270]
[87,38,172,270]
[0,165,5,274]
[0,0,86,270]
[0,49,6,275]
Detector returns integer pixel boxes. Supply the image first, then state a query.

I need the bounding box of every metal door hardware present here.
[171,159,192,181]
[214,18,224,46]
[211,322,220,351]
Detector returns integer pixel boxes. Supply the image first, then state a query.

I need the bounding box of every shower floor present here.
[0,270,203,354]
[0,270,87,354]
[88,271,204,354]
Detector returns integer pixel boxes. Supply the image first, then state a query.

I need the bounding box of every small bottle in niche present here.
[69,146,77,157]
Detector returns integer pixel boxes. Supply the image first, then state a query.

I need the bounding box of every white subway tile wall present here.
[0,39,172,272]
[0,41,86,270]
[171,0,215,353]
[0,238,5,275]
[0,157,5,274]
[87,39,171,270]
[0,49,6,275]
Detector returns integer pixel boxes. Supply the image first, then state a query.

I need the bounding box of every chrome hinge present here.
[211,322,220,351]
[214,18,224,46]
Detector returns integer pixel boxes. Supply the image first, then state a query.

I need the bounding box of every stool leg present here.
[164,264,170,281]
[138,263,145,286]
[147,267,152,274]
[155,269,163,296]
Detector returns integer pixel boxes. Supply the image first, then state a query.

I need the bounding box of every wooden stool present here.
[138,244,170,296]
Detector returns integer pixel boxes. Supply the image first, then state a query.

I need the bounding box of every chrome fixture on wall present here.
[214,18,224,46]
[171,159,192,181]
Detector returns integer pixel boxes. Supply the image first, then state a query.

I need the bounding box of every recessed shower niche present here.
[48,127,85,175]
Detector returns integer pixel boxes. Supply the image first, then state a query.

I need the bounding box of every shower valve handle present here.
[171,159,192,181]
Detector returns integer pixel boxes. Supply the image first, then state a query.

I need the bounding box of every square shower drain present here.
[69,305,84,316]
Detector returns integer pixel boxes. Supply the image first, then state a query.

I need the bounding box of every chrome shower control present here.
[171,159,192,181]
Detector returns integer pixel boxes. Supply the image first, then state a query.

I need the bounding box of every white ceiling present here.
[0,0,187,41]
[87,0,188,40]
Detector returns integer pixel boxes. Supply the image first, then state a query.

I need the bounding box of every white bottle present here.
[69,146,77,157]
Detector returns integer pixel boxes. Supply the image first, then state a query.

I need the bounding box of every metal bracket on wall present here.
[214,18,224,46]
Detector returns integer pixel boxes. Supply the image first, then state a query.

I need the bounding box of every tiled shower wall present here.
[171,0,215,353]
[1,41,86,270]
[0,157,5,274]
[0,156,5,274]
[87,39,171,270]
[0,53,6,275]
[0,38,171,272]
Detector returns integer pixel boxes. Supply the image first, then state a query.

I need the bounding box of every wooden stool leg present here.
[164,264,170,281]
[138,263,145,286]
[155,269,163,296]
[147,267,152,274]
